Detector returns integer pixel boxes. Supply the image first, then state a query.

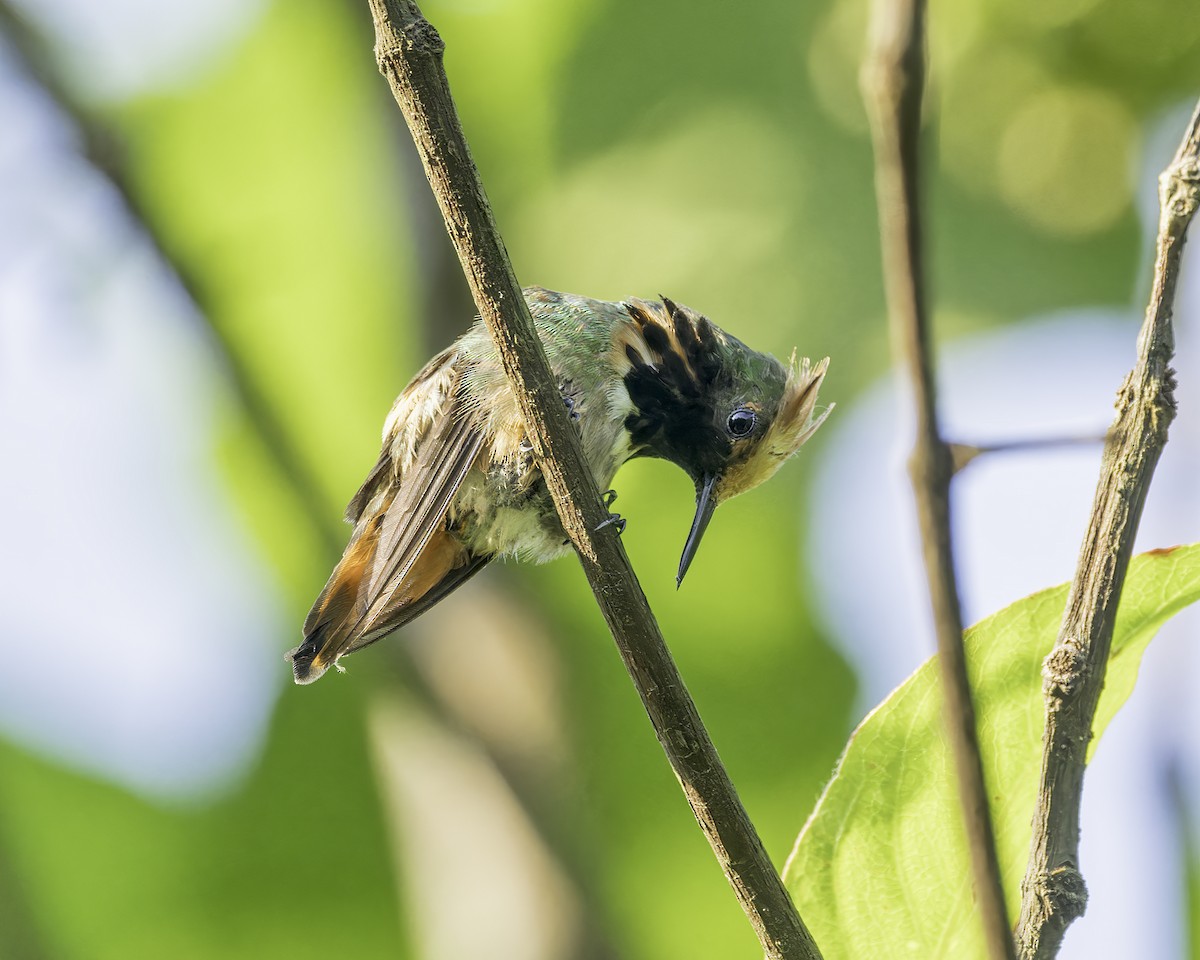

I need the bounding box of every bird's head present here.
[616,297,833,586]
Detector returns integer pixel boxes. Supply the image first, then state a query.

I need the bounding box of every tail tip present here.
[285,641,329,685]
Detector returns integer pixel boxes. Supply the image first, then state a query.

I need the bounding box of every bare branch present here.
[860,2,1017,959]
[948,434,1107,473]
[0,0,345,560]
[363,1,823,956]
[1015,99,1200,960]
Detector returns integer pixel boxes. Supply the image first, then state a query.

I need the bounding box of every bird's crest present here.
[615,296,725,395]
[716,352,832,502]
[770,352,833,460]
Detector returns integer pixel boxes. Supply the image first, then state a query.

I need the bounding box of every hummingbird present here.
[288,287,831,684]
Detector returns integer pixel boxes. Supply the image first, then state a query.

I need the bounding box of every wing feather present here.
[289,364,488,684]
[356,408,484,629]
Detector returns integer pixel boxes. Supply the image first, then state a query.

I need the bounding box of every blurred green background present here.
[1,0,1198,957]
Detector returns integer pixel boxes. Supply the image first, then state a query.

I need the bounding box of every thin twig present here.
[860,2,1016,959]
[1015,100,1200,960]
[0,0,344,560]
[949,434,1107,473]
[363,1,823,957]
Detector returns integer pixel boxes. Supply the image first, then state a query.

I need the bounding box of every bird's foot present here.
[595,512,627,535]
[602,488,618,507]
[562,394,581,422]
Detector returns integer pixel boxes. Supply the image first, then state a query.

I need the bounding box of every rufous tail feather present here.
[287,525,470,684]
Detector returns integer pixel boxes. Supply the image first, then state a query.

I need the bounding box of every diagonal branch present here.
[363,1,823,957]
[0,0,345,561]
[1,8,631,954]
[860,2,1017,959]
[1015,100,1200,960]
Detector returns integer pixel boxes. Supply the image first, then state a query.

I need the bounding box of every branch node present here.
[1160,162,1200,220]
[1041,642,1088,700]
[1032,865,1087,930]
[374,12,443,70]
[402,17,444,55]
[1157,367,1179,421]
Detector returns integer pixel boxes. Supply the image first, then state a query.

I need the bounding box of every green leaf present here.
[782,544,1200,959]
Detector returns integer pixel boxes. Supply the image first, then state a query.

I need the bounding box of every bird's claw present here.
[602,489,618,507]
[595,512,627,535]
[562,395,581,422]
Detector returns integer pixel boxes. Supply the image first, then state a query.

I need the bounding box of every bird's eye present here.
[727,408,757,438]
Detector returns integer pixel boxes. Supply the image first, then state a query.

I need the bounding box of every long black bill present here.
[676,473,719,588]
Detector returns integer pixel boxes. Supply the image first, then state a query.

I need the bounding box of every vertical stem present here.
[861,2,1016,958]
[1015,101,1200,960]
